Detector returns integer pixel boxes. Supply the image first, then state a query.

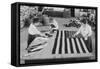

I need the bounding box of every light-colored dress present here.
[28,23,48,48]
[75,24,92,40]
[28,23,41,35]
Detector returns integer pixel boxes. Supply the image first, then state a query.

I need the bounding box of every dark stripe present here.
[66,31,69,37]
[64,31,68,53]
[73,38,80,53]
[59,31,63,54]
[78,38,86,53]
[52,30,59,54]
[69,38,74,53]
[67,31,69,37]
[83,38,92,52]
[70,31,73,38]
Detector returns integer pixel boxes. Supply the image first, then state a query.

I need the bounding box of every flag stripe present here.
[69,38,74,53]
[62,31,65,54]
[71,38,77,53]
[80,38,89,53]
[78,38,86,53]
[59,31,63,54]
[76,38,83,53]
[74,38,80,53]
[67,38,71,54]
[64,31,68,53]
[52,30,59,54]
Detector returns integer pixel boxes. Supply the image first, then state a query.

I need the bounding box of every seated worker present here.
[73,18,93,52]
[36,13,53,37]
[26,17,48,53]
[73,18,92,40]
[49,17,59,33]
[44,17,59,37]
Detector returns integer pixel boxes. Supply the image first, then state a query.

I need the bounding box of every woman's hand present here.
[72,34,76,37]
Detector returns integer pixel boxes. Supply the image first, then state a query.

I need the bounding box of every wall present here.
[75,9,80,17]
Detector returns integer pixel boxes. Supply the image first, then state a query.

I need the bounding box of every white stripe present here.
[80,38,89,53]
[62,30,65,54]
[55,30,61,54]
[71,38,77,53]
[67,38,71,54]
[76,38,83,53]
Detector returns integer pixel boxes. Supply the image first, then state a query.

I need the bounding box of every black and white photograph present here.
[19,4,97,65]
[20,5,97,63]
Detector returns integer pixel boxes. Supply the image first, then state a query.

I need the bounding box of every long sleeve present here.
[28,24,41,35]
[74,26,81,35]
[87,25,92,37]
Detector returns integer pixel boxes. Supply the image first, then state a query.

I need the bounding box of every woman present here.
[26,17,48,53]
[73,18,92,39]
[49,17,59,33]
[73,19,93,52]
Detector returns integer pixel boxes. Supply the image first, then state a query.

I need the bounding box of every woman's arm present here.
[73,26,82,36]
[87,26,92,37]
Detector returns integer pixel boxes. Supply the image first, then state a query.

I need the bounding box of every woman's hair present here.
[80,18,88,24]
